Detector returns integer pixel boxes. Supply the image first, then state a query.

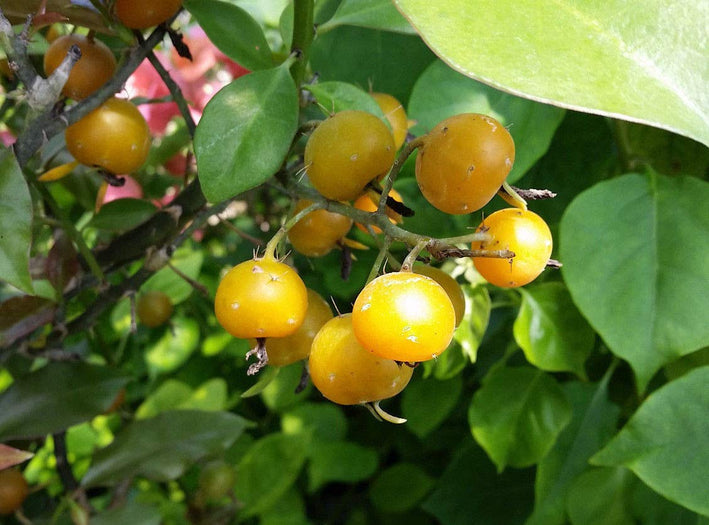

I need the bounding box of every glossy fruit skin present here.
[264,289,333,366]
[214,258,308,339]
[413,264,466,327]
[0,469,29,516]
[415,113,515,214]
[304,110,395,201]
[472,208,552,288]
[371,92,408,150]
[65,97,151,174]
[44,34,116,100]
[136,290,174,327]
[114,0,182,29]
[309,314,414,405]
[353,188,403,234]
[287,199,353,257]
[352,272,456,362]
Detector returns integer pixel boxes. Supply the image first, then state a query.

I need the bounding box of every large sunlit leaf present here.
[514,283,595,378]
[194,64,299,202]
[408,60,565,183]
[144,317,201,377]
[591,366,709,516]
[183,0,272,71]
[82,410,250,486]
[0,362,129,440]
[468,365,571,471]
[0,147,33,293]
[394,1,709,146]
[560,173,709,391]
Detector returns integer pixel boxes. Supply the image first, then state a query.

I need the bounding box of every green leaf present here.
[141,244,204,305]
[514,283,595,378]
[259,488,309,525]
[560,173,709,391]
[408,60,565,183]
[135,378,227,419]
[307,440,378,492]
[590,366,709,516]
[82,410,249,486]
[394,1,709,146]
[369,463,435,513]
[194,64,299,202]
[280,402,348,442]
[183,0,272,71]
[527,376,621,525]
[631,476,704,525]
[422,440,535,525]
[454,283,491,363]
[304,81,386,117]
[144,317,201,377]
[0,362,129,440]
[468,366,571,471]
[235,432,308,517]
[260,362,311,412]
[0,147,33,293]
[320,0,416,34]
[90,500,161,525]
[89,199,158,232]
[567,467,635,525]
[310,25,436,104]
[402,375,463,438]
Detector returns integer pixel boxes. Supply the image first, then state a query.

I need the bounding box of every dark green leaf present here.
[514,283,595,378]
[422,441,535,525]
[183,0,272,70]
[194,64,299,202]
[310,25,436,104]
[82,410,250,486]
[369,463,434,513]
[408,60,565,183]
[0,362,129,440]
[468,366,571,471]
[567,467,635,525]
[259,488,309,525]
[0,147,33,293]
[235,433,308,517]
[307,440,378,492]
[90,500,161,525]
[89,199,158,232]
[304,81,386,117]
[402,375,463,438]
[261,362,311,412]
[394,0,709,146]
[320,0,416,34]
[631,477,704,525]
[527,377,621,525]
[591,366,709,515]
[560,173,709,391]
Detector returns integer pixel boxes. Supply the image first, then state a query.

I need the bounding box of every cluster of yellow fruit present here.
[214,94,553,417]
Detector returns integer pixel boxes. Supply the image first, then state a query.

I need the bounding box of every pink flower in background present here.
[125,25,250,134]
[96,175,144,211]
[1,129,16,147]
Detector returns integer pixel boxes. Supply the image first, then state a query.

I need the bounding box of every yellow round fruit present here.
[371,92,408,150]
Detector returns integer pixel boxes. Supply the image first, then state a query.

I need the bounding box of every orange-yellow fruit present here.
[371,92,408,150]
[114,0,182,29]
[0,470,28,516]
[353,188,404,234]
[472,208,552,288]
[415,113,515,214]
[309,314,414,405]
[287,199,353,257]
[44,34,116,100]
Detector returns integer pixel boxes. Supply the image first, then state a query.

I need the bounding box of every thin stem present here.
[53,432,92,512]
[35,182,105,280]
[498,180,527,210]
[377,136,424,214]
[290,0,314,87]
[145,49,196,137]
[401,240,428,271]
[365,236,392,284]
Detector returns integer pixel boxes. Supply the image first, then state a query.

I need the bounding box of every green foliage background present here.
[0,0,707,524]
